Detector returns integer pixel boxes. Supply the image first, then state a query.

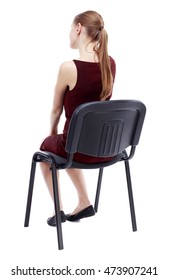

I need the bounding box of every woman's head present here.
[70,10,113,100]
[73,10,104,43]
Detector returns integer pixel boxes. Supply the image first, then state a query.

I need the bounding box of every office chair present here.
[24,99,146,250]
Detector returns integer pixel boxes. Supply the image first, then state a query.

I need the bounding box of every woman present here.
[40,10,116,226]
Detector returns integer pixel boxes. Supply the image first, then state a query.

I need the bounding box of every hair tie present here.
[99,26,104,31]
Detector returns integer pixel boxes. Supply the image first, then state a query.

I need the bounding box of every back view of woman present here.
[40,10,116,226]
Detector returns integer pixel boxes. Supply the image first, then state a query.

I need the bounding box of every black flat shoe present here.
[47,211,66,226]
[66,205,95,222]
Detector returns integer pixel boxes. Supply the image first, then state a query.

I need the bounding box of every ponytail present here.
[94,28,113,100]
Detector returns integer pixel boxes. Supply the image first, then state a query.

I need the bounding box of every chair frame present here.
[24,99,146,250]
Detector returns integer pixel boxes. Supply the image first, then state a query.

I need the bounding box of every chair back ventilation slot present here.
[99,120,123,156]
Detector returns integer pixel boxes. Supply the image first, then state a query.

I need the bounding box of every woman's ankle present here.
[71,201,91,215]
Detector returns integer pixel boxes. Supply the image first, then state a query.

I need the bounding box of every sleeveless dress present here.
[40,56,116,163]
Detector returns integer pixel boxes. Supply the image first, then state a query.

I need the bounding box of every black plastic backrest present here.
[65,100,146,157]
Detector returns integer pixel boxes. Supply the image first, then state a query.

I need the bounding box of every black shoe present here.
[66,205,95,222]
[47,211,66,226]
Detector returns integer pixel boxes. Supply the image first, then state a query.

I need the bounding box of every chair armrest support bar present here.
[122,146,136,161]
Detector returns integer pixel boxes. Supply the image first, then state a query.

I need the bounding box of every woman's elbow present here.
[51,107,63,117]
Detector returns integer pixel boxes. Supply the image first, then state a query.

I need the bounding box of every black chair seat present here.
[33,150,125,169]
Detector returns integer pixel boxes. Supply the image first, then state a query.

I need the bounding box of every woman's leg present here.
[66,168,91,215]
[40,163,91,215]
[40,162,63,211]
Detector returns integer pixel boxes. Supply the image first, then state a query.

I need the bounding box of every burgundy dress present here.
[40,57,116,163]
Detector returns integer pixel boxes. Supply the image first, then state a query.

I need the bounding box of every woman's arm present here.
[50,63,68,135]
[50,61,76,135]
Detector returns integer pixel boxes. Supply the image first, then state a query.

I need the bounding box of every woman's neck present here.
[78,42,99,62]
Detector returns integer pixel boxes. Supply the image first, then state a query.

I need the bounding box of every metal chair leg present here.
[124,160,137,231]
[51,164,64,250]
[24,159,37,227]
[94,167,104,212]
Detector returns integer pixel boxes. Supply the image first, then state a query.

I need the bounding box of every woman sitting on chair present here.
[40,10,116,226]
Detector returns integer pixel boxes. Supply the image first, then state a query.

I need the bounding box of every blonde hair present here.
[73,10,113,100]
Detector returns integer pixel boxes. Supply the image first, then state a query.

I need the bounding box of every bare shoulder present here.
[59,61,76,74]
[58,61,77,90]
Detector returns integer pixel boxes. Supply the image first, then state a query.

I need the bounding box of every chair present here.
[24,99,146,250]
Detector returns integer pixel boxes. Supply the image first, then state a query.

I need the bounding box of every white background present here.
[0,0,169,279]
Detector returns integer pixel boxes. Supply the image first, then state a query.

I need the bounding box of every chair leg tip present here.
[24,222,29,227]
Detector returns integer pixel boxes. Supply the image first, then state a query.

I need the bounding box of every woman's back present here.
[63,57,116,138]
